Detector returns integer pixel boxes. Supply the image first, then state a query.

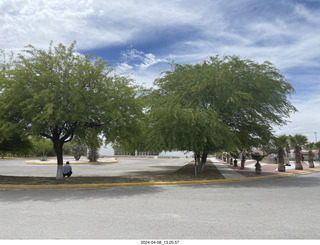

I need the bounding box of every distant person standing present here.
[63,161,72,177]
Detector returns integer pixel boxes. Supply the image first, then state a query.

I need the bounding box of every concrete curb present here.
[1,168,320,189]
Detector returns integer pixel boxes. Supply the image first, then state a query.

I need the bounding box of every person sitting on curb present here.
[63,161,72,177]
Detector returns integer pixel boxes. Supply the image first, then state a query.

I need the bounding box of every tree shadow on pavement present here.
[0,184,165,203]
[178,171,320,190]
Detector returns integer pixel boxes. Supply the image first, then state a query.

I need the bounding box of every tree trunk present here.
[295,146,303,170]
[286,145,290,158]
[194,151,201,177]
[234,159,238,167]
[240,153,246,170]
[200,152,208,172]
[308,150,314,168]
[53,140,64,180]
[230,158,233,165]
[277,148,285,172]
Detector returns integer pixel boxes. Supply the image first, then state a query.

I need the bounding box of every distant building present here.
[99,143,193,158]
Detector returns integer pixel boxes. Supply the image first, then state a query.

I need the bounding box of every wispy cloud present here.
[1,0,319,139]
[0,0,200,51]
[117,48,167,72]
[274,97,320,142]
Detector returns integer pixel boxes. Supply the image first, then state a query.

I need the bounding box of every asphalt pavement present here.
[1,156,320,239]
[0,156,190,177]
[1,170,320,239]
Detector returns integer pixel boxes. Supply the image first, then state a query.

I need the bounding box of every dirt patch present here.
[0,161,225,185]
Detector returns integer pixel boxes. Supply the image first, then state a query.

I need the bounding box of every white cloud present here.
[118,48,167,71]
[2,1,93,51]
[3,0,319,74]
[274,97,320,142]
[115,48,169,87]
[1,0,319,140]
[0,0,202,51]
[116,62,133,72]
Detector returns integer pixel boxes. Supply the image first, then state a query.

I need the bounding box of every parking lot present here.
[0,156,190,177]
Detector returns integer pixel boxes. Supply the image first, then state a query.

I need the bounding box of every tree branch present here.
[40,133,53,141]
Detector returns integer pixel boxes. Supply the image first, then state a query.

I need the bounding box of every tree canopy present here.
[149,55,297,171]
[0,42,143,178]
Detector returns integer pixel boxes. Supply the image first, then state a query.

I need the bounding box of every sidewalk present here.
[212,157,320,178]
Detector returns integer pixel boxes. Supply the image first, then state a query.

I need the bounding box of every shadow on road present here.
[178,171,320,190]
[0,185,164,203]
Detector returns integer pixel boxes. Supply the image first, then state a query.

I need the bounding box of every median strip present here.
[1,168,319,189]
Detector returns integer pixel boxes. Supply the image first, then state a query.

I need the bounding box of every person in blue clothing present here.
[63,161,72,177]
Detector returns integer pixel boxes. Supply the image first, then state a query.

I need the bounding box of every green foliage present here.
[0,42,143,178]
[30,137,55,160]
[112,88,163,153]
[274,134,289,149]
[149,55,297,155]
[229,151,240,159]
[65,140,87,160]
[315,141,320,160]
[0,41,143,143]
[0,133,33,157]
[289,134,308,147]
[251,153,266,162]
[305,142,314,151]
[87,147,99,162]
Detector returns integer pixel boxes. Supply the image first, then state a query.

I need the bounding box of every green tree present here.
[289,134,308,170]
[315,141,320,161]
[0,42,142,179]
[305,142,314,168]
[30,137,55,160]
[110,91,162,154]
[65,138,87,161]
[85,129,102,162]
[0,133,33,158]
[274,135,289,172]
[149,56,296,176]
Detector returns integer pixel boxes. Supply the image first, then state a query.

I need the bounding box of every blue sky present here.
[1,0,320,142]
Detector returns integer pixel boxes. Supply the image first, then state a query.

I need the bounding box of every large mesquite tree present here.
[0,42,143,179]
[149,56,297,176]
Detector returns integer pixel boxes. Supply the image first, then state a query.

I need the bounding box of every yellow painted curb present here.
[1,168,320,189]
[24,161,118,165]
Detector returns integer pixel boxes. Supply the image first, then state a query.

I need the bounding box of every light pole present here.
[315,132,318,142]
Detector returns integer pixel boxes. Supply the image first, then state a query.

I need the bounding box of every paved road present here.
[1,171,320,239]
[0,157,190,177]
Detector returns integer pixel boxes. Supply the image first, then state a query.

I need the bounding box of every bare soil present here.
[0,160,225,185]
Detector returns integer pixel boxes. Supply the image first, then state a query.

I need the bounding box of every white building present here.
[99,143,193,158]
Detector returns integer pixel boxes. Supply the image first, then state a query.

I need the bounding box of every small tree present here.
[88,147,99,162]
[69,141,87,161]
[240,150,249,170]
[31,138,55,161]
[305,142,314,168]
[289,134,308,170]
[251,152,265,174]
[230,151,239,167]
[274,135,289,172]
[315,141,320,161]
